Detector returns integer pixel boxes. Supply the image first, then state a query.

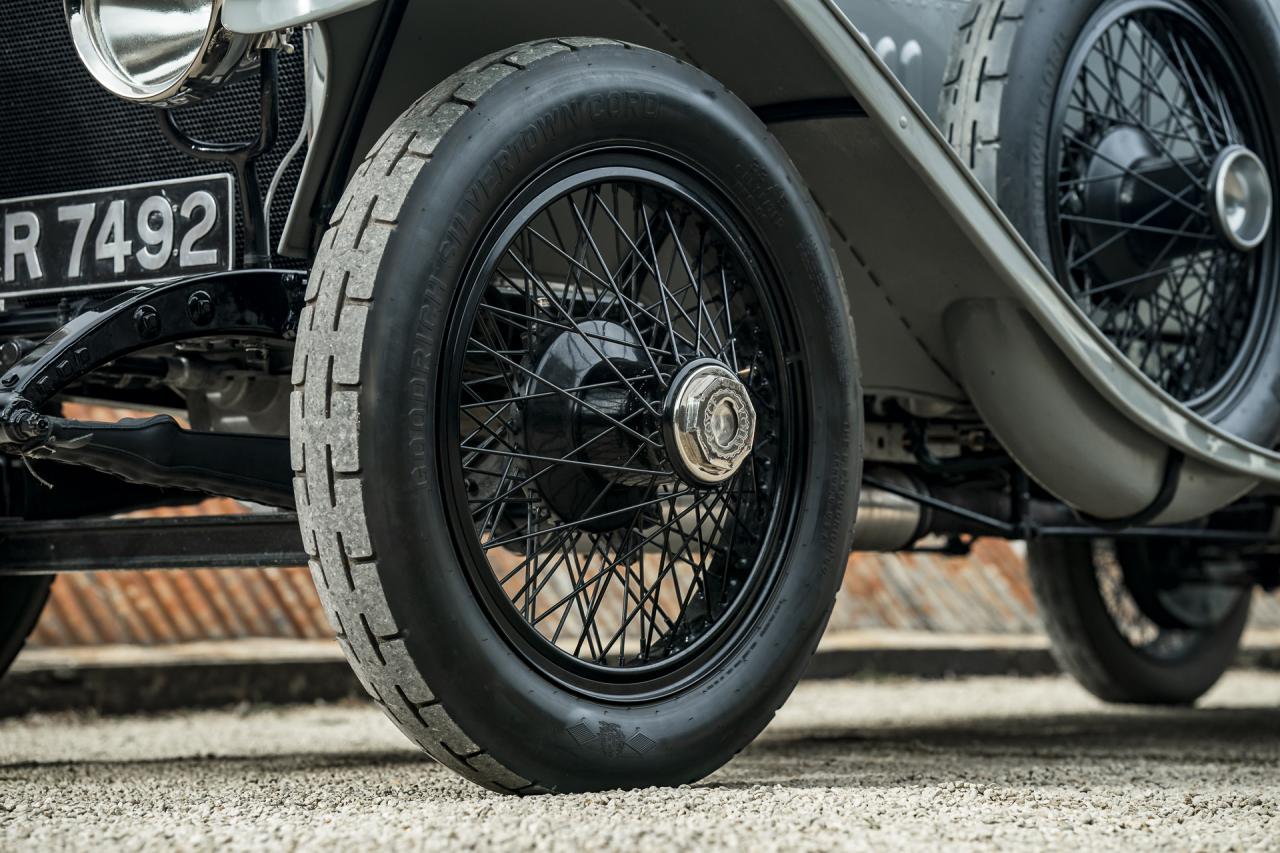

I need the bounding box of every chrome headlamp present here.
[65,0,258,107]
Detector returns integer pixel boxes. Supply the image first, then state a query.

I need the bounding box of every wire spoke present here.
[1050,4,1269,404]
[447,173,785,673]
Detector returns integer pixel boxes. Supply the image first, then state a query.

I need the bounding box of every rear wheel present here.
[1028,537,1249,704]
[293,40,860,793]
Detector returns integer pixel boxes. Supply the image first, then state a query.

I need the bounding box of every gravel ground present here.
[2,672,1278,851]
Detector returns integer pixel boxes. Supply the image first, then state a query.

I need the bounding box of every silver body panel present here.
[223,0,379,33]
[831,0,974,122]
[782,0,1276,519]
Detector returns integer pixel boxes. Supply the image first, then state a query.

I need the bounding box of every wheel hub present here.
[1115,539,1247,631]
[663,360,756,485]
[1079,129,1274,296]
[523,320,658,531]
[1210,145,1273,252]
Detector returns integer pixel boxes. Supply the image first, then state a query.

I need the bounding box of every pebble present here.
[1,672,1277,851]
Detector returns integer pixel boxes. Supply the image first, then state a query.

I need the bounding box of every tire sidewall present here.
[358,48,859,790]
[1029,538,1248,704]
[0,577,51,680]
[992,0,1280,441]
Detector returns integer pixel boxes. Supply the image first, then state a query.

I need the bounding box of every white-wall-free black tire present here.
[1027,538,1248,704]
[291,40,861,793]
[0,578,50,683]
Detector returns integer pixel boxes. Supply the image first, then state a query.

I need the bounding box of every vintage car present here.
[0,0,1276,793]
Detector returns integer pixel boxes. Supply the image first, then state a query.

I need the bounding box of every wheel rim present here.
[1048,0,1278,409]
[440,150,800,700]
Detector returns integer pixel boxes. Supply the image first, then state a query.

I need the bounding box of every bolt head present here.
[133,305,161,340]
[187,290,215,326]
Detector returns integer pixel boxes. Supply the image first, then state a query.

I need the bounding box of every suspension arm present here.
[29,415,294,508]
[0,270,304,506]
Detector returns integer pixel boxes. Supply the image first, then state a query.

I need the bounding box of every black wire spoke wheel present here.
[442,157,794,694]
[297,40,858,793]
[1049,0,1277,407]
[1028,536,1250,705]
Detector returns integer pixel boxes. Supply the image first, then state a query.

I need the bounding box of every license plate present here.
[0,174,234,299]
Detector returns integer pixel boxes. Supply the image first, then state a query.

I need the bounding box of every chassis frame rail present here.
[864,475,1277,547]
[0,514,307,576]
[0,270,304,508]
[0,477,1271,578]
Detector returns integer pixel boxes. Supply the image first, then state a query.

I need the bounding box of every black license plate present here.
[0,174,234,299]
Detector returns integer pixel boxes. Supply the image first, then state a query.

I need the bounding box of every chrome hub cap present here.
[664,361,756,485]
[1211,146,1273,252]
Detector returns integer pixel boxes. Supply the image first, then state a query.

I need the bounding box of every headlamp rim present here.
[64,0,257,108]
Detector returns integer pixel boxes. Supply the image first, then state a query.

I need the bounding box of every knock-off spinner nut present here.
[665,362,756,485]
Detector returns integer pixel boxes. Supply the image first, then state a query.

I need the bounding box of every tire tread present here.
[0,578,53,682]
[292,38,624,794]
[938,0,1027,189]
[1026,540,1134,702]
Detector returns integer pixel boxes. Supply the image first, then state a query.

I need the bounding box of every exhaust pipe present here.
[852,466,1079,551]
[851,468,927,551]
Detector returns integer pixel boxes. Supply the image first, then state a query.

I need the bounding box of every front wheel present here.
[292,39,861,793]
[1028,537,1249,704]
